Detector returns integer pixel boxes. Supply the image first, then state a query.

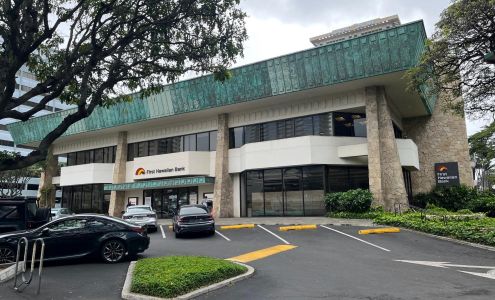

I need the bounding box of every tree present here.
[0,0,247,171]
[0,151,42,197]
[407,0,495,117]
[469,122,495,190]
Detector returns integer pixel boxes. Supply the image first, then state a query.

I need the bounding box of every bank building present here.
[8,16,473,218]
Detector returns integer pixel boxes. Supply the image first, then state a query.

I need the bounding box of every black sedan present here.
[172,205,215,238]
[0,214,149,264]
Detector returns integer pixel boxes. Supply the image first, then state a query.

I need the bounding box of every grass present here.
[328,211,495,247]
[131,256,247,298]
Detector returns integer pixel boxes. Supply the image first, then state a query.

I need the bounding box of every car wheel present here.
[0,245,15,264]
[101,240,126,263]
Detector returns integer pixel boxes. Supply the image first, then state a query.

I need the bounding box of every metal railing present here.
[13,237,45,295]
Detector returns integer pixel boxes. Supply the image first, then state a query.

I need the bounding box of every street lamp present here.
[484,52,495,64]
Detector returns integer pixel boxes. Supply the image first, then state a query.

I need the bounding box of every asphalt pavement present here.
[1,223,494,299]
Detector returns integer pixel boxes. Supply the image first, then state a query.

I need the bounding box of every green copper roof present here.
[8,20,429,145]
[104,176,214,191]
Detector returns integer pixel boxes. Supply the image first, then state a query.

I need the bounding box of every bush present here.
[131,256,247,298]
[468,193,495,217]
[325,189,373,213]
[427,185,478,211]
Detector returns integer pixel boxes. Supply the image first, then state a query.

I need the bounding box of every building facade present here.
[7,20,473,217]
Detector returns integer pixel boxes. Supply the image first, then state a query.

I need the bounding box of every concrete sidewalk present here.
[158,217,375,227]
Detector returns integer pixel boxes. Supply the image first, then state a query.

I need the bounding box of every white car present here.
[50,207,73,220]
[122,205,158,232]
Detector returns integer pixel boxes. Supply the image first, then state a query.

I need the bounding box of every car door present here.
[41,218,90,259]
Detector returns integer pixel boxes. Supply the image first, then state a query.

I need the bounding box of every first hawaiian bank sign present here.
[135,166,186,176]
[132,152,211,180]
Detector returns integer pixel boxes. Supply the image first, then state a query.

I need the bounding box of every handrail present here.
[13,237,45,295]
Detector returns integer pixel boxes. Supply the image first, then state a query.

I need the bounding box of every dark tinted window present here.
[334,113,366,137]
[184,134,196,151]
[196,132,209,151]
[313,113,332,136]
[94,148,104,163]
[294,116,313,137]
[179,206,208,215]
[148,140,158,156]
[245,124,261,144]
[262,122,278,141]
[138,141,148,157]
[67,152,76,166]
[230,127,244,148]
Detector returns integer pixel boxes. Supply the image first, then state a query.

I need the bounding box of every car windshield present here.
[127,209,151,214]
[179,206,207,215]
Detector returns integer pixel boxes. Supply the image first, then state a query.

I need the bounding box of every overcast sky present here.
[233,0,487,136]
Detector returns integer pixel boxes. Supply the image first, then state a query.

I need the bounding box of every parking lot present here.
[1,223,495,299]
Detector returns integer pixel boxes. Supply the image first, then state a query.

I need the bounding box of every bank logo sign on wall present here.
[435,162,460,187]
[135,167,145,175]
[135,166,186,177]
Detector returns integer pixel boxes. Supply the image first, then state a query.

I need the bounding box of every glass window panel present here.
[327,167,350,192]
[354,117,367,137]
[230,127,244,148]
[245,124,261,144]
[184,134,196,151]
[294,116,313,137]
[283,168,303,216]
[263,169,283,216]
[171,136,182,153]
[72,186,82,213]
[138,141,148,157]
[76,151,85,165]
[284,119,295,138]
[209,131,217,151]
[148,140,158,156]
[94,148,104,163]
[246,170,263,217]
[88,150,94,164]
[313,113,332,136]
[261,122,278,141]
[349,167,369,190]
[112,146,116,162]
[67,153,76,166]
[303,166,325,216]
[92,184,103,212]
[157,139,167,154]
[82,185,92,210]
[196,132,209,151]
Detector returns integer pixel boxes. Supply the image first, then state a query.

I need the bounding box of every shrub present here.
[456,209,474,215]
[325,189,373,213]
[425,203,449,215]
[131,256,247,298]
[427,185,478,211]
[468,193,495,217]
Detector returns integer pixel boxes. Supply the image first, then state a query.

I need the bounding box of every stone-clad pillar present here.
[213,114,233,218]
[38,145,58,208]
[403,95,473,194]
[108,132,128,217]
[365,86,408,211]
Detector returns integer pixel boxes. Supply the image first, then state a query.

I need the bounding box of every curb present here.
[358,227,400,235]
[279,225,317,231]
[121,260,255,300]
[0,262,24,283]
[220,224,255,230]
[402,228,495,252]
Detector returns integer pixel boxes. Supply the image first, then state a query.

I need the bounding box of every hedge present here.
[131,256,247,298]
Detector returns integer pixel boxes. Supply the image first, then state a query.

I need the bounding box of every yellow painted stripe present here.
[168,225,173,229]
[227,245,297,263]
[358,227,400,235]
[279,224,317,231]
[221,224,256,230]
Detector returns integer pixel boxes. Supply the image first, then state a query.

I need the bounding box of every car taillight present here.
[131,226,145,234]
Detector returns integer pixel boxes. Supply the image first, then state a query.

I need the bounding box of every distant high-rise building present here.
[1,65,72,200]
[310,15,401,47]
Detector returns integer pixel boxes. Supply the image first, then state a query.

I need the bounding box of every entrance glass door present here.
[283,168,303,216]
[164,189,178,217]
[263,169,283,216]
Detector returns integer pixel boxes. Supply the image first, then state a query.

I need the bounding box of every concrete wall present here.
[60,163,114,186]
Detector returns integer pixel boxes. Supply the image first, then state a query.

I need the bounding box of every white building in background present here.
[310,15,401,46]
[0,65,71,200]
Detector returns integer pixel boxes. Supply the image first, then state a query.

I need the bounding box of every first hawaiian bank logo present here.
[135,167,145,175]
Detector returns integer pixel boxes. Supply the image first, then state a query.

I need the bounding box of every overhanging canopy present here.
[103,176,214,191]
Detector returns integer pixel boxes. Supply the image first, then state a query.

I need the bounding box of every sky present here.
[233,0,488,136]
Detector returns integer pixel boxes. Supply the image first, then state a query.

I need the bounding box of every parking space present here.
[1,223,494,299]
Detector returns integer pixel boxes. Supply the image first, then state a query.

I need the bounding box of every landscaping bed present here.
[130,256,248,299]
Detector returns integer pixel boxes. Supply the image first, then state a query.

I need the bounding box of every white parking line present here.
[159,225,166,239]
[215,230,231,241]
[320,225,390,252]
[257,225,290,245]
